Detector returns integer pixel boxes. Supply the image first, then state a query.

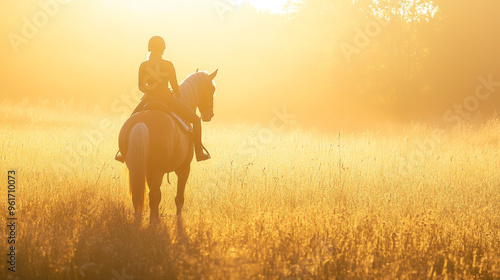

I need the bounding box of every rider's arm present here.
[138,62,148,94]
[169,62,180,97]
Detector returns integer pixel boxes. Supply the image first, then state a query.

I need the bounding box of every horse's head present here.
[197,69,218,122]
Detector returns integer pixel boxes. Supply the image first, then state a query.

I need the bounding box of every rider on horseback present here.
[115,36,211,162]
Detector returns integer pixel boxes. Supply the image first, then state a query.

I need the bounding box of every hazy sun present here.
[245,0,289,14]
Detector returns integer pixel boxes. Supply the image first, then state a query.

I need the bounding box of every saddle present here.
[141,102,192,133]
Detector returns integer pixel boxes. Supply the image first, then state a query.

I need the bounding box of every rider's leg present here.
[191,119,210,161]
[165,95,210,161]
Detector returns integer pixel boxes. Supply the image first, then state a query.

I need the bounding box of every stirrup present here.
[115,151,125,163]
[196,145,211,162]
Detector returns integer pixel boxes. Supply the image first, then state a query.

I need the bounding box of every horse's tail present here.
[126,122,149,213]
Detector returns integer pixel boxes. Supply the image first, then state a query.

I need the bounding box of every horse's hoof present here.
[149,219,160,227]
[176,204,184,216]
[150,215,159,222]
[133,213,142,224]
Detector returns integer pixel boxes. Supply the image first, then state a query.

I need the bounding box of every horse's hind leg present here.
[147,170,164,222]
[175,164,191,215]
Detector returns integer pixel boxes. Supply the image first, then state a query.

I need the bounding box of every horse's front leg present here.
[175,164,191,215]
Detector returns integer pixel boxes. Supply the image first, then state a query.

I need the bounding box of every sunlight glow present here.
[245,0,289,14]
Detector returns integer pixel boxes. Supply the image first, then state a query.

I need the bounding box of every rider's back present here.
[139,57,179,97]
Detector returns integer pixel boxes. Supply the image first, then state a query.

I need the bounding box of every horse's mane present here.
[179,72,211,110]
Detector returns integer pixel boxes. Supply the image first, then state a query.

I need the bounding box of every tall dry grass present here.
[1,101,499,279]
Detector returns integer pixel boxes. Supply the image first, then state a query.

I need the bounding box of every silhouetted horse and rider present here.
[116,36,218,219]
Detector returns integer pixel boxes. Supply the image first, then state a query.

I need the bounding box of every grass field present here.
[1,101,500,279]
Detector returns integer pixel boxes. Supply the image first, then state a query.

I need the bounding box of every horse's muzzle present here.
[202,113,213,122]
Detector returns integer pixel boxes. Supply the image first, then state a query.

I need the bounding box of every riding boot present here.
[115,150,125,163]
[193,121,211,161]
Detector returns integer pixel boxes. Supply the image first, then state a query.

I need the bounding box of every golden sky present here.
[2,0,499,129]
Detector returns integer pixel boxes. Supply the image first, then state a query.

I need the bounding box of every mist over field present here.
[1,102,500,279]
[2,0,500,128]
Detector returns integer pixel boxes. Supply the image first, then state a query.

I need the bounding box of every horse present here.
[118,70,218,220]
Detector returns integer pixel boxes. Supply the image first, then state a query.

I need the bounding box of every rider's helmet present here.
[148,36,166,53]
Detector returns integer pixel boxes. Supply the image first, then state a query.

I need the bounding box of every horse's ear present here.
[196,68,199,73]
[209,69,218,80]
